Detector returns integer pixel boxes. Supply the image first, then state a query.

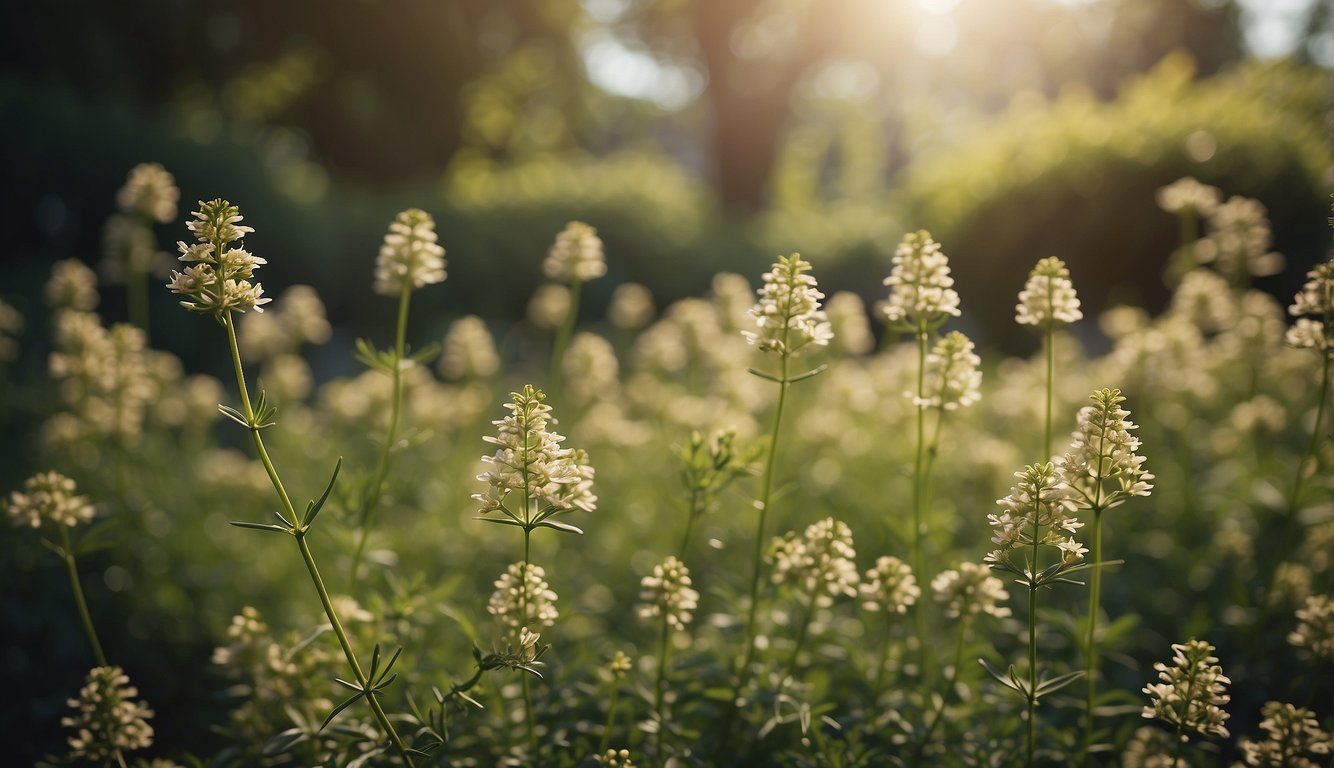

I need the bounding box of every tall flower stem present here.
[223,313,415,768]
[520,528,537,758]
[738,354,789,688]
[58,525,107,667]
[1290,349,1332,513]
[911,325,930,673]
[653,616,673,768]
[1026,519,1041,768]
[127,255,150,343]
[915,617,968,761]
[548,277,583,399]
[1081,508,1104,763]
[599,674,623,755]
[350,279,413,589]
[783,586,821,684]
[1043,322,1054,459]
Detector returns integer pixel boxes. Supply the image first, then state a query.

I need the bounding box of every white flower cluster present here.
[46,259,100,313]
[1156,177,1221,217]
[770,517,858,605]
[881,230,960,330]
[62,666,155,762]
[439,315,500,380]
[374,208,447,296]
[488,561,560,629]
[860,555,920,615]
[1286,259,1334,354]
[239,284,332,361]
[742,253,833,357]
[931,562,1011,619]
[1142,638,1231,740]
[637,555,699,631]
[167,200,271,317]
[1235,701,1332,768]
[116,162,179,224]
[595,748,636,767]
[6,470,95,529]
[544,221,607,283]
[1196,196,1284,281]
[608,282,655,330]
[1058,388,1154,510]
[916,330,982,410]
[1016,256,1082,327]
[564,332,621,406]
[986,462,1084,569]
[473,385,596,517]
[1288,594,1333,659]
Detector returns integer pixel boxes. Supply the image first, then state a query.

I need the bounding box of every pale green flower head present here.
[473,385,596,521]
[1142,638,1231,740]
[1236,701,1332,767]
[1156,177,1220,217]
[742,253,833,357]
[881,230,960,331]
[46,259,100,313]
[374,207,446,296]
[1288,594,1333,660]
[860,555,920,615]
[439,315,500,381]
[7,470,95,529]
[1016,256,1082,328]
[637,555,699,631]
[770,517,858,606]
[916,330,982,410]
[986,462,1083,572]
[62,666,155,762]
[1058,388,1154,510]
[488,561,559,629]
[116,162,179,224]
[931,562,1011,619]
[544,220,606,283]
[596,748,636,767]
[167,199,270,319]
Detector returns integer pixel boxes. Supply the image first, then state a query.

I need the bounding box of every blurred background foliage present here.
[2,1,1334,759]
[2,0,1332,362]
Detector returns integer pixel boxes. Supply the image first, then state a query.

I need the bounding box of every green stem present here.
[59,525,107,667]
[521,529,537,759]
[738,358,789,687]
[1027,517,1041,768]
[653,616,673,768]
[1082,509,1104,764]
[679,489,702,560]
[127,241,150,342]
[784,587,821,683]
[223,313,414,768]
[600,677,622,754]
[351,281,413,589]
[1290,350,1331,514]
[548,277,583,400]
[1043,323,1054,459]
[912,327,929,675]
[916,617,968,761]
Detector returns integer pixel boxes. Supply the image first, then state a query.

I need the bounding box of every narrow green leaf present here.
[303,456,343,529]
[217,405,250,428]
[787,364,828,383]
[229,521,292,534]
[377,646,404,682]
[333,677,364,693]
[746,367,782,383]
[533,519,584,535]
[474,516,526,529]
[1035,669,1086,698]
[320,691,365,732]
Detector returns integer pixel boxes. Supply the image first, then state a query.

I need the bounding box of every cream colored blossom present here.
[1142,638,1231,740]
[374,208,446,295]
[544,221,606,283]
[474,385,596,518]
[743,253,833,357]
[1235,701,1332,767]
[1289,594,1333,659]
[167,200,270,317]
[6,470,95,529]
[1058,388,1154,510]
[62,666,155,761]
[637,556,699,631]
[860,555,920,614]
[771,517,859,606]
[1016,256,1082,327]
[440,315,500,380]
[46,259,100,312]
[116,162,179,223]
[916,330,982,410]
[609,282,655,330]
[529,284,571,329]
[1156,177,1221,217]
[488,562,559,629]
[881,230,960,329]
[931,562,1011,619]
